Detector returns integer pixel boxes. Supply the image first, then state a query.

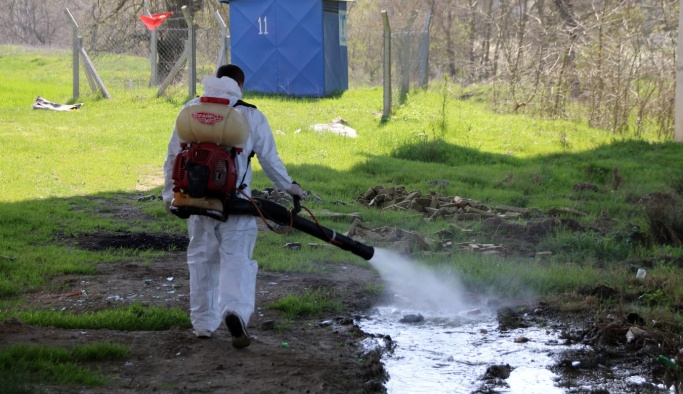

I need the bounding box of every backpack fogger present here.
[170,96,248,222]
[169,97,375,261]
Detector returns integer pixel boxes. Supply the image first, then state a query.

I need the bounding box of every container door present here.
[230,0,278,94]
[276,0,324,96]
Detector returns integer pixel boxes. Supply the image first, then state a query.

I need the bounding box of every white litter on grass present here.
[32,96,83,111]
[312,123,357,138]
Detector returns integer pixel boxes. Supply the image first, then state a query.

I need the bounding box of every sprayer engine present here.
[172,143,238,199]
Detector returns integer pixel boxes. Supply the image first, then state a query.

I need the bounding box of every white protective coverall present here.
[162,76,296,334]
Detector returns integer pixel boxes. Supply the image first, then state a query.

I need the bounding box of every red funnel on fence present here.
[138,12,173,30]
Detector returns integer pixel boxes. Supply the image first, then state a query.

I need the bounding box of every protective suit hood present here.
[202,76,242,104]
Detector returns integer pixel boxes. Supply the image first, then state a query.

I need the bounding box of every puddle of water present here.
[360,305,573,393]
[362,248,675,393]
[360,249,589,393]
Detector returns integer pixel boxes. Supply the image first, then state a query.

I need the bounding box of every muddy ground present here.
[1,233,388,394]
[1,200,682,393]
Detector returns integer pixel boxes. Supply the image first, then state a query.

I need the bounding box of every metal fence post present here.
[64,8,79,98]
[399,11,418,103]
[214,10,230,72]
[418,11,431,90]
[150,28,158,86]
[143,1,158,87]
[382,10,392,119]
[182,6,196,97]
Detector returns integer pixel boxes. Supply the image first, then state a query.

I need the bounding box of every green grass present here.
[0,303,191,331]
[0,342,130,389]
[1,45,683,329]
[267,289,345,319]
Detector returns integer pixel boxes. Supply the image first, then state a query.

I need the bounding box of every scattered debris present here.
[626,327,647,343]
[312,117,357,138]
[346,217,439,255]
[284,242,301,250]
[483,363,512,380]
[352,185,603,256]
[356,185,542,222]
[33,96,83,111]
[398,314,424,324]
[138,194,161,202]
[331,116,349,125]
[317,320,334,327]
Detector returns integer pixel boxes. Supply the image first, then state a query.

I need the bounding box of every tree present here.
[0,0,70,46]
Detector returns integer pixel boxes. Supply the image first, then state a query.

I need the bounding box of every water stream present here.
[359,248,661,393]
[360,304,574,393]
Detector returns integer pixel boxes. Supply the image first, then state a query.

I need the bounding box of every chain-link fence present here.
[3,1,429,102]
[391,21,430,103]
[373,10,431,116]
[0,0,229,98]
[80,8,153,92]
[75,2,226,97]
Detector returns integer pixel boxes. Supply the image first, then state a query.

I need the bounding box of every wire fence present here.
[1,1,430,101]
[83,17,152,92]
[0,1,227,97]
[391,28,430,101]
[76,5,224,96]
[347,9,430,112]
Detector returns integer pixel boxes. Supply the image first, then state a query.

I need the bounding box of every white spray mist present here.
[369,248,468,314]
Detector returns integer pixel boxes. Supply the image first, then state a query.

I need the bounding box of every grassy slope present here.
[1,45,683,313]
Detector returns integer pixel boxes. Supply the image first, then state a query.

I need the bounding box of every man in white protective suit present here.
[162,64,303,348]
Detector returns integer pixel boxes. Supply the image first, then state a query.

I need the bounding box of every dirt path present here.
[0,251,388,394]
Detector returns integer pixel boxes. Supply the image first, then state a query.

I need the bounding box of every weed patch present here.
[3,304,191,331]
[267,289,344,319]
[0,342,130,388]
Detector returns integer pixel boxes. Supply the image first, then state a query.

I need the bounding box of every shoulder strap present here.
[238,151,257,191]
[235,99,257,109]
[232,100,256,191]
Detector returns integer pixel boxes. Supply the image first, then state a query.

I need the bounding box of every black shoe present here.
[225,313,251,349]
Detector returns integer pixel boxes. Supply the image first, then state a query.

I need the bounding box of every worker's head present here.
[216,64,245,90]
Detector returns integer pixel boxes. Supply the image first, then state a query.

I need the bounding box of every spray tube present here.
[225,195,375,261]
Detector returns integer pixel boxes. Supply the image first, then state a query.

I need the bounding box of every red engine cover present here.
[172,143,237,199]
